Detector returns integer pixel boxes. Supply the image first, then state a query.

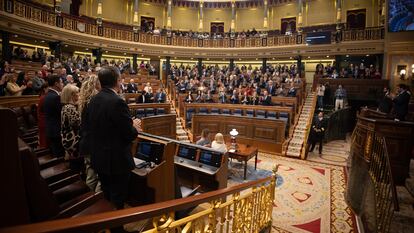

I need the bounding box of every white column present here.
[133,0,139,31]
[336,0,342,29]
[96,0,103,26]
[199,1,203,32]
[167,0,172,29]
[263,0,268,29]
[297,0,303,33]
[231,0,236,32]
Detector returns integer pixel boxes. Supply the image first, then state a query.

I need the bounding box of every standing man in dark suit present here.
[266,80,276,96]
[43,75,64,157]
[392,84,411,121]
[308,111,327,154]
[85,66,140,210]
[378,87,392,114]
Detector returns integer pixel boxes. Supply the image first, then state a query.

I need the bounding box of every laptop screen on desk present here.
[136,142,164,164]
[177,145,197,161]
[199,150,222,168]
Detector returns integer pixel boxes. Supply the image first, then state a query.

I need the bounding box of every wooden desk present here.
[192,114,286,155]
[226,143,258,180]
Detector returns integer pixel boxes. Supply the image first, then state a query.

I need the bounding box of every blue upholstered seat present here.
[221,109,231,115]
[156,108,165,115]
[246,109,254,117]
[256,110,266,118]
[145,108,155,117]
[199,108,208,114]
[267,111,277,119]
[135,109,145,119]
[233,109,242,116]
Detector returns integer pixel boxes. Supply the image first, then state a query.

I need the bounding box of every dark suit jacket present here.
[43,90,62,138]
[393,91,411,120]
[267,86,276,96]
[261,95,272,106]
[135,93,152,103]
[155,92,166,103]
[310,117,327,141]
[127,83,138,93]
[85,88,138,174]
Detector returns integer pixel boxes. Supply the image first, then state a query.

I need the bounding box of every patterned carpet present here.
[307,139,351,167]
[228,153,357,233]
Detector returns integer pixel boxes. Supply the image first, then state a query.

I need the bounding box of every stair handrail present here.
[1,167,277,233]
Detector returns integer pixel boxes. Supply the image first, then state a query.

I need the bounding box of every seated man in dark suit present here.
[126,78,138,93]
[261,90,272,106]
[154,88,166,103]
[43,75,65,157]
[85,66,140,211]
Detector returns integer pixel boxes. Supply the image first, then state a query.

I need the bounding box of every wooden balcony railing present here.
[2,169,277,233]
[0,0,384,48]
[348,126,396,233]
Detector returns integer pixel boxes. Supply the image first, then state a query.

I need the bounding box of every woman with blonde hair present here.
[60,84,82,170]
[211,133,227,153]
[78,75,101,192]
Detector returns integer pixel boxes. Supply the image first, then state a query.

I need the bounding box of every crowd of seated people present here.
[171,63,301,105]
[10,45,156,75]
[0,53,157,96]
[316,62,381,79]
[142,26,269,39]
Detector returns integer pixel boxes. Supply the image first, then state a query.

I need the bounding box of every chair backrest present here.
[246,109,254,117]
[233,109,242,116]
[267,111,277,119]
[199,108,208,114]
[145,108,155,116]
[156,108,165,115]
[221,109,230,115]
[279,112,289,119]
[186,108,195,123]
[211,108,219,114]
[135,109,145,119]
[256,110,266,118]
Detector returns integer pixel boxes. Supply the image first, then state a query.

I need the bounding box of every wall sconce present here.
[411,64,414,78]
[229,129,239,150]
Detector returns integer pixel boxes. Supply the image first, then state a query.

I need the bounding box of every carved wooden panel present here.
[142,114,176,139]
[253,126,277,141]
[192,114,286,154]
